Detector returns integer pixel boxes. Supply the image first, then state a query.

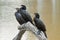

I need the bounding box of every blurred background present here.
[0,0,60,40]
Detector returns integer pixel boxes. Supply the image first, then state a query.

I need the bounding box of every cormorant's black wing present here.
[20,10,33,24]
[34,17,47,38]
[34,18,46,31]
[15,12,26,25]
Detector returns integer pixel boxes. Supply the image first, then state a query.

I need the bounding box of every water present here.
[0,0,22,40]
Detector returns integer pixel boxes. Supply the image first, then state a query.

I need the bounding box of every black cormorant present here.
[19,5,33,24]
[15,5,33,25]
[15,8,26,25]
[34,13,47,38]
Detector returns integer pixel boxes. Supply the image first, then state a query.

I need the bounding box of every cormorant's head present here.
[34,13,40,18]
[21,5,26,10]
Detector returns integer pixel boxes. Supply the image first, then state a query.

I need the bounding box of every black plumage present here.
[15,8,26,25]
[15,5,33,25]
[34,13,47,38]
[19,5,33,24]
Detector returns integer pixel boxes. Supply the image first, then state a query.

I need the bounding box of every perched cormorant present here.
[15,5,33,25]
[34,13,47,38]
[15,5,33,40]
[15,8,26,25]
[19,5,33,24]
